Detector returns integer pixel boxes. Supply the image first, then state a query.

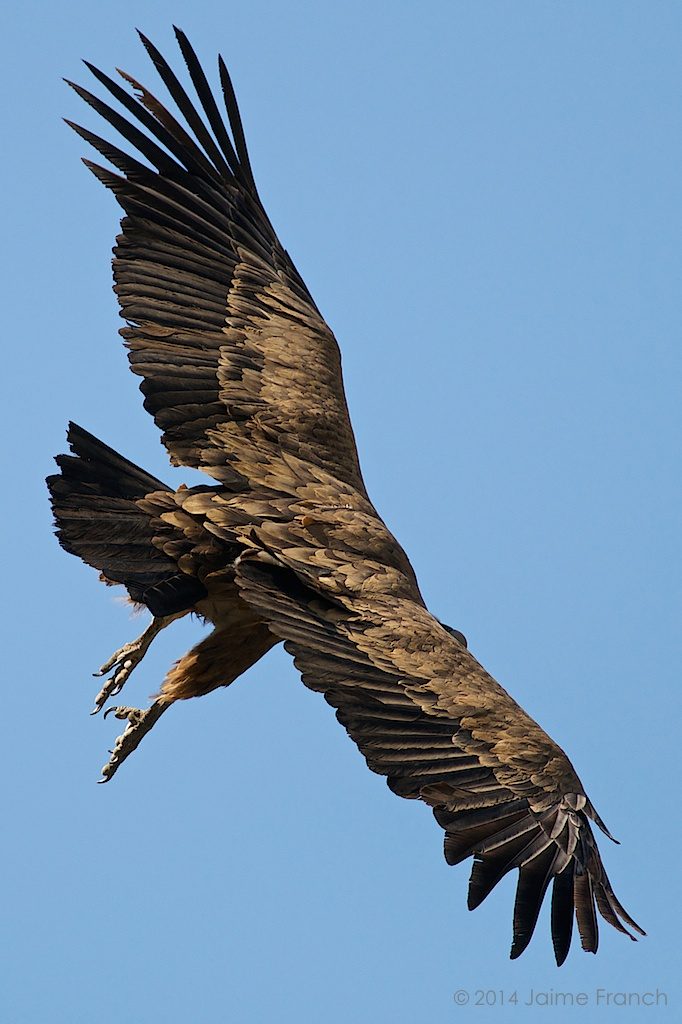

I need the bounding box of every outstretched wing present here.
[234,551,643,965]
[171,435,643,963]
[170,434,640,964]
[67,28,367,494]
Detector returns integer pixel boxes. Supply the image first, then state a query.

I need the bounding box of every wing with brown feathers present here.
[151,429,641,962]
[234,553,643,965]
[67,27,367,495]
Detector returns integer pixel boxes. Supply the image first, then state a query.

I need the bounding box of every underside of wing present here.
[68,28,367,494]
[234,556,644,964]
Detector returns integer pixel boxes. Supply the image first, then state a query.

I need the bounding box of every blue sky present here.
[3,2,679,1021]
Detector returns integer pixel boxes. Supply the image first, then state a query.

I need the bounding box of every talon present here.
[92,676,125,716]
[98,700,168,783]
[103,704,134,721]
[90,616,174,714]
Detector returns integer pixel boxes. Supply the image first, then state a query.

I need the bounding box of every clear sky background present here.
[2,2,680,1022]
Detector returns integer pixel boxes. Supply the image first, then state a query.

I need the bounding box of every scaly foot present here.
[99,700,168,782]
[91,616,174,714]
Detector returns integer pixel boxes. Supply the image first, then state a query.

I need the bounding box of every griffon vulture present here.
[47,29,643,964]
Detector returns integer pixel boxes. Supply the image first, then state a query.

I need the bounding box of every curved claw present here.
[92,675,128,716]
[89,617,175,715]
[94,649,128,678]
[102,704,134,721]
[91,685,124,716]
[97,700,168,784]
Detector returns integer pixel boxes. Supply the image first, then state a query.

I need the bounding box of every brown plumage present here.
[47,28,643,965]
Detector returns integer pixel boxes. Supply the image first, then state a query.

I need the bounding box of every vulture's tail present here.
[47,422,207,615]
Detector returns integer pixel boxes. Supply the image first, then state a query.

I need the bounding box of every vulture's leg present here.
[98,619,277,783]
[99,700,168,783]
[91,613,183,714]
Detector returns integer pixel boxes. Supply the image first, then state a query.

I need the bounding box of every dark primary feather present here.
[50,30,645,965]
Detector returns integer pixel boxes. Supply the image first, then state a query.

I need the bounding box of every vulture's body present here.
[48,29,643,965]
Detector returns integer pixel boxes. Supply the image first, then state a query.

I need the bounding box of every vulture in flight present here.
[48,29,643,965]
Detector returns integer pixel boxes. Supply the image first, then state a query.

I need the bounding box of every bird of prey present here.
[48,28,643,965]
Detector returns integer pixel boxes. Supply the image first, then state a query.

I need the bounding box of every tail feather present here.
[47,423,206,614]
